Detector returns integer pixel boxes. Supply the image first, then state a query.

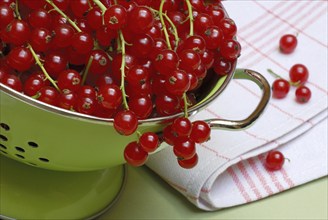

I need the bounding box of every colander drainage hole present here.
[0,123,10,131]
[15,154,25,159]
[39,158,49,162]
[0,144,7,150]
[0,134,8,141]
[15,146,25,152]
[28,141,38,148]
[0,150,7,154]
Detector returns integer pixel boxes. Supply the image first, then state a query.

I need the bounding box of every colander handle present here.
[205,69,271,130]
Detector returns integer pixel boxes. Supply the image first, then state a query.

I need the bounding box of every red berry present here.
[165,69,190,96]
[173,137,196,160]
[71,32,94,55]
[58,91,77,110]
[279,34,297,54]
[75,96,97,115]
[194,13,214,33]
[23,75,45,96]
[0,4,15,29]
[178,49,201,72]
[104,5,127,30]
[97,84,122,110]
[114,110,138,136]
[271,78,290,99]
[1,74,22,92]
[29,28,52,52]
[78,85,97,98]
[125,65,149,87]
[28,8,52,29]
[44,51,68,78]
[218,18,237,39]
[289,64,309,85]
[155,94,180,116]
[87,49,111,75]
[163,124,178,145]
[86,7,103,30]
[127,6,154,34]
[264,150,285,171]
[128,95,153,119]
[5,19,31,46]
[57,69,82,92]
[37,86,59,106]
[200,26,222,50]
[139,132,159,153]
[51,24,75,49]
[69,0,89,18]
[172,117,192,137]
[177,153,198,169]
[295,86,311,103]
[124,141,148,166]
[190,120,211,143]
[6,47,34,72]
[153,49,179,76]
[220,39,241,60]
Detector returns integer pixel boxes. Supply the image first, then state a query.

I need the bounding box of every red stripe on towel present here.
[247,157,274,196]
[237,162,263,200]
[227,167,253,203]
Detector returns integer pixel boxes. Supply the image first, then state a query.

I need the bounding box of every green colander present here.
[0,68,270,219]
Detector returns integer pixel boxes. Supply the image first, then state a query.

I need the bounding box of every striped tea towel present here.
[146,0,328,210]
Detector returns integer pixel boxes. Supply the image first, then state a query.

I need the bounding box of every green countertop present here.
[100,166,328,220]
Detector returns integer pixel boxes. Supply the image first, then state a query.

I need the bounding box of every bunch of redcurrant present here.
[270,34,312,103]
[0,0,241,169]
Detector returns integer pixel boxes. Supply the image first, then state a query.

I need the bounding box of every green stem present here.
[185,0,194,36]
[45,0,82,32]
[118,30,129,110]
[267,69,300,87]
[267,69,283,79]
[163,13,179,50]
[182,93,189,118]
[28,45,60,92]
[14,0,59,92]
[92,0,107,12]
[148,7,179,51]
[159,0,172,50]
[14,0,21,19]
[82,55,93,85]
[92,0,107,25]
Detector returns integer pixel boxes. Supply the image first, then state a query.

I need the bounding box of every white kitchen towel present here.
[146,0,328,210]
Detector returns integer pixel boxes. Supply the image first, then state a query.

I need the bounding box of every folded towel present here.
[146,0,328,210]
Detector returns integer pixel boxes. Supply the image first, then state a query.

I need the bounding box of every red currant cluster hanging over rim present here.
[0,0,241,169]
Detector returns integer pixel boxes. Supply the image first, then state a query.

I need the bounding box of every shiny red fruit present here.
[124,141,148,166]
[265,150,285,171]
[279,34,297,54]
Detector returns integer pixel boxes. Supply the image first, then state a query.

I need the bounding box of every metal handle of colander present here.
[205,68,271,130]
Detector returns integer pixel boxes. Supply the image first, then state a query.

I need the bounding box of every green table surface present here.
[100,166,328,220]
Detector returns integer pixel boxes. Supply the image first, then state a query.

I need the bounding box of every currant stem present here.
[14,0,21,19]
[182,93,189,118]
[81,55,94,85]
[267,69,300,86]
[267,69,282,79]
[148,7,179,51]
[45,0,82,33]
[185,0,194,36]
[118,29,129,110]
[162,12,179,51]
[92,0,107,25]
[14,0,59,92]
[159,0,172,50]
[27,44,60,92]
[92,0,107,13]
[136,131,142,139]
